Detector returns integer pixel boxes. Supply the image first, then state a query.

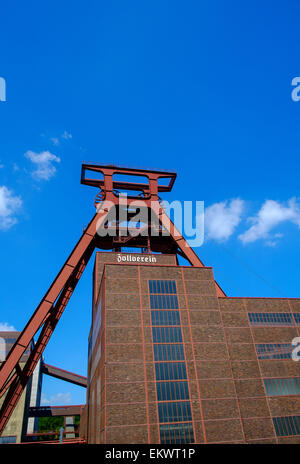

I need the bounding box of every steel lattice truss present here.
[0,164,225,435]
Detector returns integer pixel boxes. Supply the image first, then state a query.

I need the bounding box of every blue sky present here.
[1,0,300,405]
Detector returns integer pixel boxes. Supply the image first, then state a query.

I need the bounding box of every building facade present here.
[0,332,42,443]
[85,251,300,444]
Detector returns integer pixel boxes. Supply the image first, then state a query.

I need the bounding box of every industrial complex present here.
[1,164,300,444]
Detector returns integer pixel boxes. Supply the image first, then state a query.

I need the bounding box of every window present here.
[149,280,178,309]
[293,313,300,325]
[155,362,187,381]
[90,342,101,383]
[158,401,192,423]
[149,279,194,444]
[157,381,190,401]
[249,312,300,327]
[92,300,102,351]
[0,338,17,344]
[152,327,183,343]
[256,343,293,360]
[88,335,92,364]
[0,436,17,443]
[151,310,180,326]
[149,280,176,294]
[154,344,185,361]
[160,423,194,444]
[264,377,300,396]
[273,415,300,437]
[249,313,294,327]
[150,294,178,309]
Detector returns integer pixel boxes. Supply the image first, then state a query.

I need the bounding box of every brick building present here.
[83,251,300,444]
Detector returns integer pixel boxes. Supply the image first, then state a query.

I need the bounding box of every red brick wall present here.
[85,252,300,444]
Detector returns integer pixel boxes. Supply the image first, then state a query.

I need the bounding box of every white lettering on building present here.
[117,253,157,264]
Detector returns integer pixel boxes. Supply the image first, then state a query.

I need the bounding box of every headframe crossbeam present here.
[0,163,225,435]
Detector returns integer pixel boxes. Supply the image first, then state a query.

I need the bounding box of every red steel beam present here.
[28,404,84,417]
[42,363,87,388]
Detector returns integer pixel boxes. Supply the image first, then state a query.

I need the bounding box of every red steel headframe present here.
[0,163,225,435]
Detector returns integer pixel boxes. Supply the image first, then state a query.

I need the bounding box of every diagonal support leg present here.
[151,201,226,297]
[0,249,92,433]
[0,202,113,435]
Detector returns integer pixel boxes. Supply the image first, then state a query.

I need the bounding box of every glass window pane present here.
[273,415,300,436]
[264,377,300,397]
[256,343,292,360]
[160,423,194,444]
[248,313,294,327]
[149,279,194,444]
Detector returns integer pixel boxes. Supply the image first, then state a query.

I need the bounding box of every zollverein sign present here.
[117,253,157,263]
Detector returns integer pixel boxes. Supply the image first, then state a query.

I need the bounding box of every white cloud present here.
[205,198,245,242]
[49,130,72,146]
[0,322,17,331]
[0,186,22,230]
[24,150,61,181]
[239,198,300,245]
[50,137,60,146]
[61,130,72,140]
[41,392,72,406]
